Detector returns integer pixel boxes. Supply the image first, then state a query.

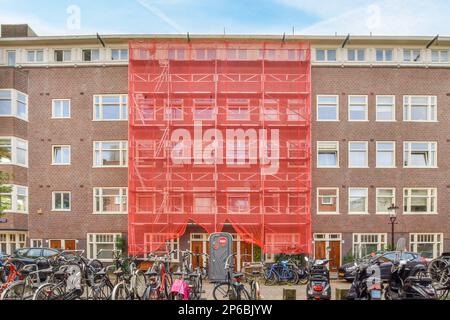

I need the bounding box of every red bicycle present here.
[0,258,23,294]
[143,251,175,300]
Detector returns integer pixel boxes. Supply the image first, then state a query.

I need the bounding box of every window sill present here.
[92,166,128,169]
[348,213,370,215]
[349,166,369,169]
[52,163,71,166]
[92,119,129,122]
[403,212,438,215]
[403,166,438,169]
[317,166,340,169]
[51,210,71,213]
[348,120,369,122]
[376,166,397,169]
[93,212,128,215]
[316,119,340,122]
[0,163,29,168]
[317,212,340,215]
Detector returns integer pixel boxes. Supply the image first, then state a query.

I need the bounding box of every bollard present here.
[283,289,297,300]
[335,288,349,300]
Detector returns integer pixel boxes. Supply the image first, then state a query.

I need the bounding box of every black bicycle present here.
[213,254,250,300]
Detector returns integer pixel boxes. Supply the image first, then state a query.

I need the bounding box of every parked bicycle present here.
[111,255,146,300]
[143,251,175,300]
[242,261,263,300]
[264,260,298,285]
[169,250,205,300]
[213,254,250,300]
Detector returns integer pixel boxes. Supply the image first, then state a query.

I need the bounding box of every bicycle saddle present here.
[188,272,200,278]
[233,273,244,279]
[173,271,187,277]
[145,270,158,277]
[114,268,124,276]
[96,269,107,276]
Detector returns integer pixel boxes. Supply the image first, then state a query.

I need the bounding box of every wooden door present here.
[191,241,204,269]
[64,240,76,251]
[50,240,62,250]
[314,241,326,260]
[240,242,253,269]
[328,241,341,272]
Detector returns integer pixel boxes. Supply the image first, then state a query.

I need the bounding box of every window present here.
[404,188,436,214]
[164,99,184,121]
[94,141,128,167]
[111,49,128,61]
[353,234,387,259]
[347,49,365,61]
[376,188,395,214]
[54,49,72,62]
[376,96,395,121]
[410,234,443,259]
[262,100,280,121]
[168,194,183,213]
[6,50,16,67]
[287,99,305,121]
[194,195,215,214]
[431,50,449,63]
[316,49,337,62]
[31,239,43,248]
[288,193,306,214]
[52,192,71,211]
[376,49,393,62]
[0,89,28,121]
[264,194,280,214]
[403,49,421,62]
[94,95,128,121]
[317,188,339,214]
[193,100,215,120]
[0,233,26,255]
[376,142,396,168]
[227,49,248,60]
[317,95,339,121]
[195,49,216,60]
[403,96,437,122]
[52,99,71,119]
[317,142,339,168]
[228,195,250,214]
[27,50,44,63]
[349,142,368,168]
[145,234,180,262]
[227,100,250,121]
[0,137,28,167]
[82,49,100,62]
[348,96,368,121]
[403,142,437,168]
[349,188,368,214]
[168,49,186,60]
[0,185,28,214]
[87,233,121,261]
[94,188,128,214]
[52,145,71,165]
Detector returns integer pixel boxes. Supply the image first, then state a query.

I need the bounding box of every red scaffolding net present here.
[128,40,312,255]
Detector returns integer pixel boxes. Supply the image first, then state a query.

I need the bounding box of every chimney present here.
[1,24,37,38]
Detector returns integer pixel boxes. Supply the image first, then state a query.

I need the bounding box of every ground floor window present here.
[410,233,443,259]
[353,233,387,259]
[87,233,121,262]
[30,239,43,248]
[144,234,180,262]
[0,232,26,255]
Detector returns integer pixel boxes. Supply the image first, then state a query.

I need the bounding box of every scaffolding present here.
[128,40,312,255]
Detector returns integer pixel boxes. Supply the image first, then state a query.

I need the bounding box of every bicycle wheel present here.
[213,283,233,300]
[237,286,251,300]
[134,271,147,300]
[1,281,34,300]
[33,283,65,301]
[111,282,131,300]
[286,269,299,285]
[91,280,113,300]
[143,283,162,300]
[252,281,261,300]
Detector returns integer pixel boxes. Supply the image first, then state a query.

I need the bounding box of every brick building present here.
[0,25,449,271]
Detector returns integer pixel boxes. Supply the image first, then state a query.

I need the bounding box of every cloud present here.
[279,0,450,35]
[136,0,185,33]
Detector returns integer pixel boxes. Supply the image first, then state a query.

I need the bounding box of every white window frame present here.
[0,89,28,121]
[376,188,396,214]
[227,194,251,214]
[317,141,339,168]
[226,99,251,121]
[0,137,28,168]
[403,188,437,215]
[0,185,28,214]
[348,188,369,215]
[87,233,122,262]
[0,232,27,255]
[54,49,72,62]
[347,49,366,62]
[52,191,71,212]
[315,49,337,62]
[52,99,71,119]
[26,49,44,63]
[403,49,422,62]
[375,48,394,62]
[82,49,100,62]
[93,187,128,215]
[348,141,369,168]
[317,95,339,121]
[348,95,368,121]
[376,95,396,122]
[317,188,339,215]
[410,233,443,259]
[93,141,128,168]
[376,141,396,168]
[52,145,71,166]
[111,49,129,61]
[6,50,16,67]
[353,233,387,259]
[30,239,44,248]
[403,96,437,122]
[93,94,128,121]
[431,50,449,63]
[403,142,437,168]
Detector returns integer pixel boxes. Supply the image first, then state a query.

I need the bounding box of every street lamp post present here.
[388,204,399,249]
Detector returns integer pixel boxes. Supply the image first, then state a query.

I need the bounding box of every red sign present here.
[219,237,228,246]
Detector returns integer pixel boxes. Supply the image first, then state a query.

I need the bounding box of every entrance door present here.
[191,241,204,269]
[328,241,341,272]
[314,241,326,260]
[64,240,76,251]
[240,242,253,269]
[50,240,76,251]
[50,240,62,250]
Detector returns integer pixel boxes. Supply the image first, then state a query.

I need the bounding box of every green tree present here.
[0,148,12,217]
